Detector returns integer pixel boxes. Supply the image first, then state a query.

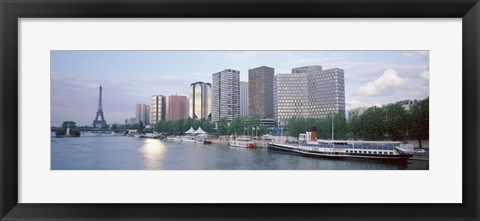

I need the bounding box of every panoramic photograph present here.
[51,50,429,170]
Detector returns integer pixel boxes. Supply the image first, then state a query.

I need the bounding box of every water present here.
[51,135,429,170]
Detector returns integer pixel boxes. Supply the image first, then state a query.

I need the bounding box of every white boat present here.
[166,136,182,141]
[181,136,195,142]
[268,129,415,161]
[229,136,256,148]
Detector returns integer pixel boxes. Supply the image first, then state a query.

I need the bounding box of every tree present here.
[201,120,213,132]
[155,121,165,133]
[61,121,77,129]
[409,98,429,147]
[384,104,408,141]
[332,113,348,139]
[111,124,118,130]
[228,116,245,135]
[362,106,386,140]
[55,127,65,136]
[138,121,144,133]
[286,117,307,138]
[217,117,229,135]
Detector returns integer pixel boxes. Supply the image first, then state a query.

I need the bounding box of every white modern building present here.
[240,81,249,116]
[274,65,346,124]
[189,82,212,119]
[212,69,240,122]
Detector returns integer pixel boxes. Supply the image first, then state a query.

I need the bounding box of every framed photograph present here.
[1,0,479,220]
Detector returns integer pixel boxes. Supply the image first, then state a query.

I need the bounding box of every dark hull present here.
[267,142,414,161]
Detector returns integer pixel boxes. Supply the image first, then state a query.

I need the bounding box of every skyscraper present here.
[168,94,189,121]
[248,66,274,118]
[274,65,346,124]
[240,81,249,116]
[135,104,146,125]
[212,69,240,122]
[144,105,150,125]
[150,95,166,125]
[189,82,212,119]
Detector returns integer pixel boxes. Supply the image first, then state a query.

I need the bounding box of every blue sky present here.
[51,51,429,126]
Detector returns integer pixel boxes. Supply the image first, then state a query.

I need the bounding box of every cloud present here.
[404,51,429,61]
[358,68,408,96]
[419,70,430,80]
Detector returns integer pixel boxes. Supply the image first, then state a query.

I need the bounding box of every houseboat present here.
[268,129,415,161]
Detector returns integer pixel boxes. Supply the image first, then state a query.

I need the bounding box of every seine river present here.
[51,134,429,170]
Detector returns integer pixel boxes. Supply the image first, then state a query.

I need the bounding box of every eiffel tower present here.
[92,85,107,128]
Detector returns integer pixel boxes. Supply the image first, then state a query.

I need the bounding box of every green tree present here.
[384,104,408,141]
[332,113,348,139]
[155,120,165,133]
[55,127,65,136]
[228,116,245,135]
[286,117,306,138]
[409,98,429,147]
[71,129,81,137]
[111,124,118,130]
[201,120,213,132]
[349,115,365,139]
[362,106,386,140]
[61,121,77,129]
[138,121,144,133]
[217,117,229,135]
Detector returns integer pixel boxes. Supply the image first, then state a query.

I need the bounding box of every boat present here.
[133,134,145,138]
[268,128,415,161]
[166,136,182,142]
[229,136,256,148]
[181,136,195,142]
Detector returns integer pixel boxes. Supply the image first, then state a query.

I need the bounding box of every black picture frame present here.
[1,0,479,220]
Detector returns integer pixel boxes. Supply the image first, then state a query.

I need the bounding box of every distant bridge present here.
[50,127,128,133]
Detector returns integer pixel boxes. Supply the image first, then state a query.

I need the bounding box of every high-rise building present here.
[135,104,146,125]
[135,104,151,125]
[168,94,189,121]
[274,65,346,124]
[212,69,240,122]
[248,66,274,118]
[151,95,166,125]
[240,81,249,116]
[144,105,150,125]
[189,82,212,119]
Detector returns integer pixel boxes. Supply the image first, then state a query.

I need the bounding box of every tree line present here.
[216,115,268,136]
[286,97,429,146]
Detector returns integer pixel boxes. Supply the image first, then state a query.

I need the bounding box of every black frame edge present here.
[1,0,479,220]
[463,2,480,221]
[1,0,19,220]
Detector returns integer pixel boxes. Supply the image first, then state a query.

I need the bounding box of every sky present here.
[51,51,429,126]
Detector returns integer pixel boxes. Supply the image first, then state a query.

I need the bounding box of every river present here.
[51,134,429,170]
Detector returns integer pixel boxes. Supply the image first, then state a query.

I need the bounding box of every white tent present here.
[193,127,207,134]
[185,127,195,134]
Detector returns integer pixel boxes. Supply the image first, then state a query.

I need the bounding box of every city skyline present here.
[51,50,429,126]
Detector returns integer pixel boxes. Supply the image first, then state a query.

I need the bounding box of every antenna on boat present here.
[332,112,334,141]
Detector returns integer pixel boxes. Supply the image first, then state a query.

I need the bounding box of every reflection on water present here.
[141,139,166,169]
[51,136,428,170]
